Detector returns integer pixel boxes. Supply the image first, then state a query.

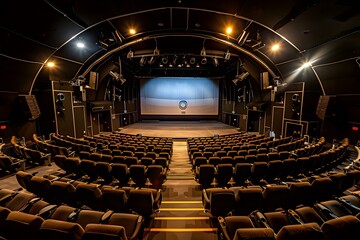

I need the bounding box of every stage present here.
[118,121,239,139]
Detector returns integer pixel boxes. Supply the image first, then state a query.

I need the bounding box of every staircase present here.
[143,141,217,240]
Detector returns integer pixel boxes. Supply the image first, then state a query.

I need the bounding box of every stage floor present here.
[119,121,238,138]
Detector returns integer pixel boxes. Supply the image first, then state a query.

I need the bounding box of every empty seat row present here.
[0,205,143,240]
[202,173,360,217]
[79,150,170,162]
[54,156,167,187]
[218,214,360,240]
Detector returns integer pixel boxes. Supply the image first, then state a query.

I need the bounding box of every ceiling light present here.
[196,63,200,68]
[302,62,312,68]
[76,42,85,48]
[139,56,146,66]
[46,61,55,67]
[226,26,233,35]
[201,57,207,65]
[271,44,280,51]
[129,28,136,35]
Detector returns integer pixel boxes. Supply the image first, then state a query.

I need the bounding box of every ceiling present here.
[1,0,359,95]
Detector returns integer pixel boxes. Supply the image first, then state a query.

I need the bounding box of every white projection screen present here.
[140,77,219,115]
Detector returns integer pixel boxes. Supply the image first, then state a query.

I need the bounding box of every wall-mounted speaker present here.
[18,95,41,120]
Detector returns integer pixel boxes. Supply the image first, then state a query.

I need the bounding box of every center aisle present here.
[143,140,218,240]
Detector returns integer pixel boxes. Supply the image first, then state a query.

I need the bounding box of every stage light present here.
[172,55,178,65]
[239,71,249,80]
[200,47,206,56]
[153,46,160,55]
[201,57,207,64]
[139,56,146,66]
[148,56,156,65]
[46,61,55,67]
[162,56,168,64]
[76,42,85,48]
[127,49,134,59]
[129,28,136,35]
[189,57,196,65]
[226,26,233,35]
[224,50,231,61]
[271,44,280,51]
[213,58,219,67]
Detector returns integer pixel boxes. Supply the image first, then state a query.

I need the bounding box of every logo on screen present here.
[179,100,188,110]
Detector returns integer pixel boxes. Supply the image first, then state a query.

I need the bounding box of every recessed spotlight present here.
[271,44,280,51]
[129,28,136,35]
[195,23,201,28]
[46,61,55,67]
[226,26,233,35]
[76,42,85,48]
[158,22,164,27]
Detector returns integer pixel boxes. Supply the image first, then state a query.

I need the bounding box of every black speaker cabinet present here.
[18,95,41,120]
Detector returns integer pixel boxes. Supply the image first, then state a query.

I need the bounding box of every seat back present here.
[38,219,84,240]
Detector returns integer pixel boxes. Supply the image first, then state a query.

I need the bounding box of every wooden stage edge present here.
[117,121,241,139]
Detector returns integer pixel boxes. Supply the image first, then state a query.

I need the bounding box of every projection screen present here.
[140,77,219,115]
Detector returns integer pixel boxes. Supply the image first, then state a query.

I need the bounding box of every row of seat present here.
[79,149,171,162]
[195,144,349,187]
[0,202,143,240]
[54,155,168,186]
[202,172,360,217]
[14,173,163,218]
[218,214,360,240]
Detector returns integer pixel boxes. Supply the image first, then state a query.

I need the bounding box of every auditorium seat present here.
[90,153,102,162]
[231,186,264,215]
[82,224,126,240]
[96,162,113,183]
[208,156,221,167]
[288,182,314,208]
[111,163,129,186]
[29,175,51,199]
[218,216,256,240]
[107,213,144,240]
[280,158,297,180]
[147,165,166,188]
[47,181,77,206]
[16,170,33,191]
[196,164,215,187]
[266,160,283,183]
[250,162,268,184]
[276,222,324,240]
[127,188,161,218]
[321,215,360,240]
[101,187,128,213]
[311,177,336,201]
[79,160,99,182]
[267,152,280,161]
[124,157,139,168]
[233,163,252,186]
[262,185,291,211]
[0,211,44,240]
[113,156,126,164]
[38,219,84,240]
[129,165,147,187]
[75,183,103,210]
[292,206,325,226]
[202,188,235,216]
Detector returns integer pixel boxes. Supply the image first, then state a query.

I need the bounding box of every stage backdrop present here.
[140,77,219,115]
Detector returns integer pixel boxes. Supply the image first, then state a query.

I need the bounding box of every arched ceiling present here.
[1,0,359,95]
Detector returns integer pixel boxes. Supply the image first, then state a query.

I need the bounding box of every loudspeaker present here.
[81,89,86,102]
[316,96,336,120]
[18,95,41,120]
[89,71,98,90]
[260,72,269,89]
